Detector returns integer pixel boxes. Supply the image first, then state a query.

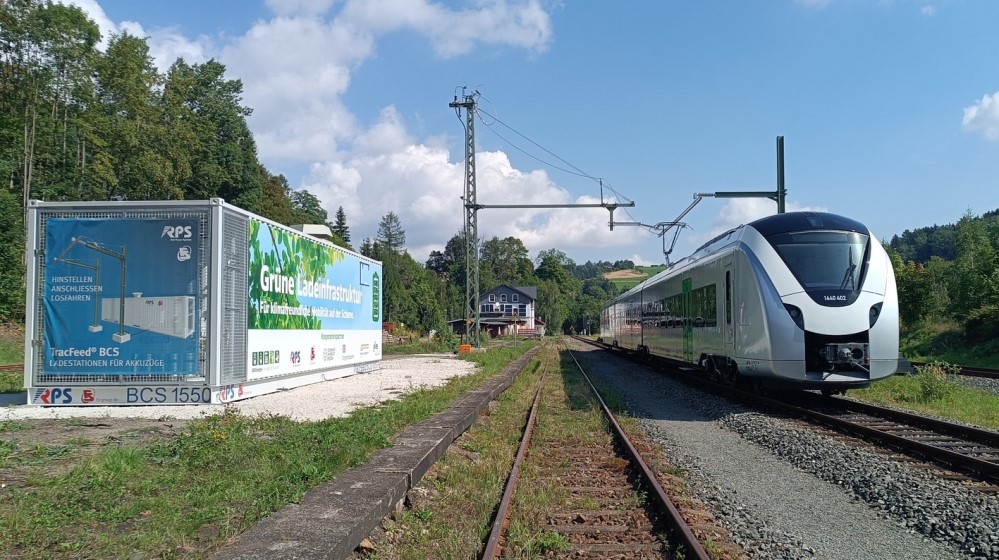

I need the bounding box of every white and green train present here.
[600,212,899,393]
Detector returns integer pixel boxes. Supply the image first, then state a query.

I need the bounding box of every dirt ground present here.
[0,416,189,493]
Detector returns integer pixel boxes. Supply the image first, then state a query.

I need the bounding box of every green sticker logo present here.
[372,272,380,322]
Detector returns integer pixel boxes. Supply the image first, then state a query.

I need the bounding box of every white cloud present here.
[962,91,999,141]
[63,1,212,70]
[59,0,115,47]
[920,5,937,16]
[81,0,568,261]
[341,0,552,57]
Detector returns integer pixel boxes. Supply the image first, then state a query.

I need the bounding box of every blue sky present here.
[70,0,999,267]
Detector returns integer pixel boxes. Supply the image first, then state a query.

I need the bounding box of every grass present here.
[364,342,685,559]
[900,321,999,368]
[852,362,999,431]
[0,343,534,559]
[366,347,549,559]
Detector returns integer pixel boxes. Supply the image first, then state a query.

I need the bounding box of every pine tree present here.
[331,206,351,243]
[376,211,406,254]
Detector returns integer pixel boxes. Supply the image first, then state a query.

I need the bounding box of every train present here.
[599,211,899,393]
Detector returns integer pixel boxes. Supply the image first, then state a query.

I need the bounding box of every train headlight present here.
[869,303,883,327]
[783,304,804,330]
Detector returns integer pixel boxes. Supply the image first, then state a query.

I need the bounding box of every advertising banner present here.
[42,217,201,376]
[246,219,382,380]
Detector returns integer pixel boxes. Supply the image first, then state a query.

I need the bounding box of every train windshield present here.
[767,230,869,293]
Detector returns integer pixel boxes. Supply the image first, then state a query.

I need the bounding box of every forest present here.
[2,0,997,356]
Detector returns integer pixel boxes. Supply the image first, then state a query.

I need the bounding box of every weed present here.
[915,361,958,403]
[0,420,29,433]
[0,371,22,393]
[527,530,571,554]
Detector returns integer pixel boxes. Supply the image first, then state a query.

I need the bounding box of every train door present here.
[724,267,734,350]
[682,277,693,362]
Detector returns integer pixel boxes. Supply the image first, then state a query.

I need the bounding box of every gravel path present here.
[568,340,998,560]
[0,355,476,422]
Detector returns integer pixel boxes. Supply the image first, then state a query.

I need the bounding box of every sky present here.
[65,0,999,267]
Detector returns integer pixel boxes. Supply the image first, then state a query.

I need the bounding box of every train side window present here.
[725,271,732,325]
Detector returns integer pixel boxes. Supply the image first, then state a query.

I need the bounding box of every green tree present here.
[949,211,995,317]
[481,236,535,285]
[93,32,179,200]
[534,248,581,333]
[376,211,406,254]
[289,188,326,225]
[162,58,264,209]
[0,189,25,320]
[331,206,351,244]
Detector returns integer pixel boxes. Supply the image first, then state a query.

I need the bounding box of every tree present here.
[331,206,351,244]
[481,236,535,285]
[289,188,326,225]
[161,58,264,210]
[0,189,25,321]
[949,211,995,317]
[376,211,406,255]
[534,248,581,333]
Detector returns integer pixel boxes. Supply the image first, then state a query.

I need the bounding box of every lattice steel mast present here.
[450,92,481,344]
[449,91,634,346]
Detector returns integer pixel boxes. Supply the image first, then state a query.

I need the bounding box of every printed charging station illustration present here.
[43,218,200,376]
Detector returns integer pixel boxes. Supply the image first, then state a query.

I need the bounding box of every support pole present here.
[776,136,786,214]
[450,94,480,346]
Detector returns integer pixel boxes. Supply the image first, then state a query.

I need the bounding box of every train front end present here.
[749,212,899,390]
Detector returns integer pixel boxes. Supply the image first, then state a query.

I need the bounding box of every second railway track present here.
[482,342,711,559]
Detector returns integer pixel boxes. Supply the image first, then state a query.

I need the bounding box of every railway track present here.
[776,391,999,490]
[573,336,999,491]
[909,362,999,379]
[482,343,710,559]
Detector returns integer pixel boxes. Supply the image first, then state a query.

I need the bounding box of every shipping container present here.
[24,198,383,405]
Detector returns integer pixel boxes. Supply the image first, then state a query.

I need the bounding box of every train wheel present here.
[701,356,720,382]
[752,378,769,397]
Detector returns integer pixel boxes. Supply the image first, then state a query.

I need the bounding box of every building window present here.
[488,294,495,303]
[501,294,507,302]
[512,294,519,302]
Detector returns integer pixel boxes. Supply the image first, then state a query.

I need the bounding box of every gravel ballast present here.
[569,340,998,560]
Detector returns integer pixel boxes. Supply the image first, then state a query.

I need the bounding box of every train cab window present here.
[767,230,870,295]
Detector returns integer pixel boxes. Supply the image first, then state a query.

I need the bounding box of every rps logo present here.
[34,388,74,405]
[290,351,302,364]
[219,384,244,402]
[161,225,193,240]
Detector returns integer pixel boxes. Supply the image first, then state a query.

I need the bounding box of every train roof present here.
[606,212,873,304]
[747,211,869,237]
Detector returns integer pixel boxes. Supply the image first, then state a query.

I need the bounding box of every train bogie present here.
[600,212,899,391]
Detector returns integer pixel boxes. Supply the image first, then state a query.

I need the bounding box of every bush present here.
[914,361,959,403]
[964,305,999,343]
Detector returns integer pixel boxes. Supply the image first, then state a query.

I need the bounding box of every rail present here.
[481,341,711,559]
